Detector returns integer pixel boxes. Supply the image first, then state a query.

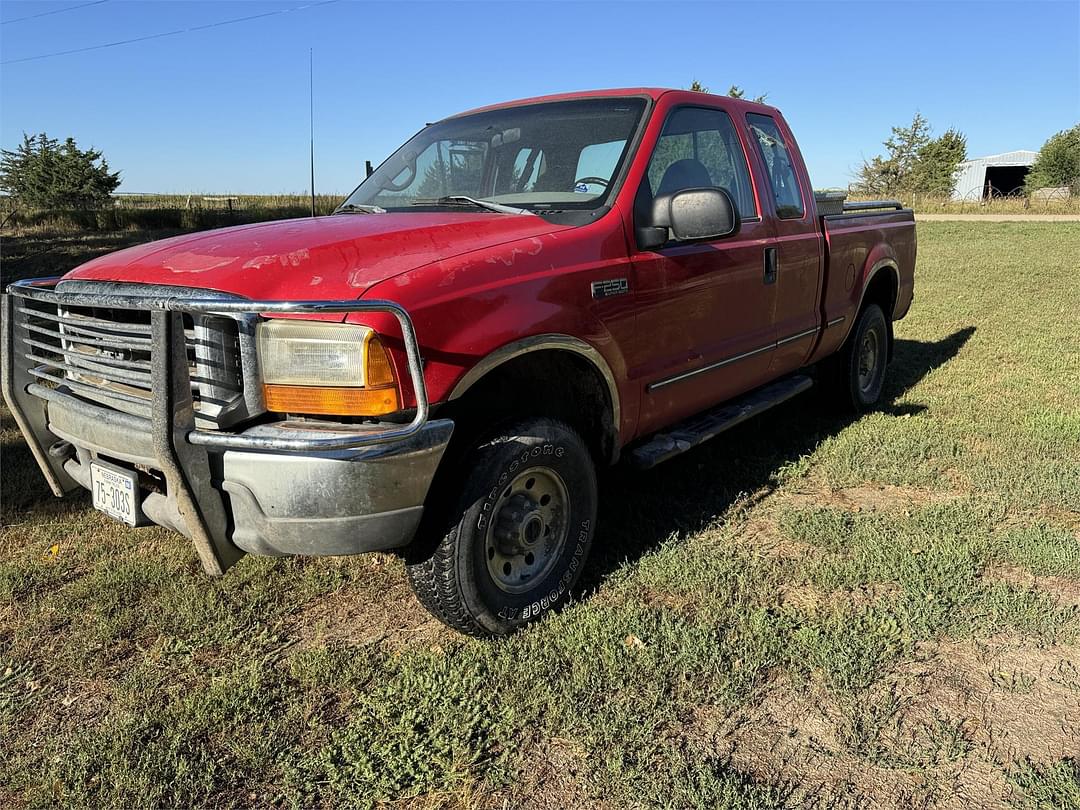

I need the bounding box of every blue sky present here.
[2,0,1077,194]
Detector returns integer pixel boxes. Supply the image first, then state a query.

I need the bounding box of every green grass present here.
[1009,759,1080,809]
[1,221,1079,807]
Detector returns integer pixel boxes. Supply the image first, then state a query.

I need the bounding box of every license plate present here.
[90,462,138,526]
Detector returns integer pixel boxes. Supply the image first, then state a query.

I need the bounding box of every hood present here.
[62,212,569,299]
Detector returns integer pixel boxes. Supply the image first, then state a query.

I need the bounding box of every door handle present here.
[764,247,778,285]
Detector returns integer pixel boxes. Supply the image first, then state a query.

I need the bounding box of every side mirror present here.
[636,187,740,249]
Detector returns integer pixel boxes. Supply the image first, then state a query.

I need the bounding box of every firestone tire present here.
[838,303,889,410]
[405,418,597,637]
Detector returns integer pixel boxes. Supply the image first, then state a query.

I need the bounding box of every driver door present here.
[628,105,778,436]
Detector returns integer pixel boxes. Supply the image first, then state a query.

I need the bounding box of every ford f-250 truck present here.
[3,88,915,636]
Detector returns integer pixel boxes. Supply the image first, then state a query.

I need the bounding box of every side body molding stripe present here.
[647,325,822,392]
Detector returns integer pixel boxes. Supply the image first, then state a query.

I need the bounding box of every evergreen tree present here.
[912,128,967,196]
[687,81,767,102]
[726,84,767,102]
[854,114,921,194]
[0,133,120,208]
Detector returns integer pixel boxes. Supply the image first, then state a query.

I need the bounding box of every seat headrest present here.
[656,159,713,196]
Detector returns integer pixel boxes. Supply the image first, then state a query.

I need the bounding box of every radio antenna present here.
[309,47,316,217]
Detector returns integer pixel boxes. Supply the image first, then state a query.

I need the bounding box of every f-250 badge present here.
[591,278,629,299]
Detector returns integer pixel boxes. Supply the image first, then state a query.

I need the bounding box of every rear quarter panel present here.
[808,211,916,363]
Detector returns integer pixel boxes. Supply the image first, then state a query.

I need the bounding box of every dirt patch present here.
[1030,504,1080,534]
[685,688,968,809]
[681,638,1080,809]
[781,484,960,515]
[737,517,822,560]
[632,587,698,616]
[985,565,1080,608]
[46,675,117,729]
[966,641,1080,753]
[283,556,451,652]
[485,736,609,810]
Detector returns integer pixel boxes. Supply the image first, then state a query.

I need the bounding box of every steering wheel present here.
[574,176,609,190]
[381,164,417,192]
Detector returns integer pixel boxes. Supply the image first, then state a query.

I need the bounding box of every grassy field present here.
[0,194,343,241]
[1,221,1079,809]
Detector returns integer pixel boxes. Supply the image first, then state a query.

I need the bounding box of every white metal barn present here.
[952,150,1037,200]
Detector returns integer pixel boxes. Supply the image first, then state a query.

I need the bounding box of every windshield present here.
[340,98,647,213]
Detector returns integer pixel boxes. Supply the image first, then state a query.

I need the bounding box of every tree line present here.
[855,115,1080,198]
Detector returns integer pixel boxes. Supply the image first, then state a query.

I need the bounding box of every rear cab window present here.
[746,113,805,219]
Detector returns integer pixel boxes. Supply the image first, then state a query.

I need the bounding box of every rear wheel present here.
[836,303,888,409]
[406,418,597,636]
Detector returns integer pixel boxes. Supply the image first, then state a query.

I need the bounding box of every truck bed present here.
[813,201,917,360]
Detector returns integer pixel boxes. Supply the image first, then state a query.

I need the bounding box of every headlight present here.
[256,320,399,416]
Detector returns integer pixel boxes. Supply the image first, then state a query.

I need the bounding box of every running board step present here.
[628,374,813,470]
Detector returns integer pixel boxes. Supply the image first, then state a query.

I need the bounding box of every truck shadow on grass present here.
[584,326,976,588]
[1,411,91,522]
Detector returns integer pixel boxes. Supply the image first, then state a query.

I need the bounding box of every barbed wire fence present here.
[849,185,1077,214]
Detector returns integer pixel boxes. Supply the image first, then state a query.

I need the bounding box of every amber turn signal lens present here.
[262,384,400,416]
[363,332,395,387]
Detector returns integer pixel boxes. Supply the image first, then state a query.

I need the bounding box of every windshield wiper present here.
[410,195,529,215]
[335,203,387,214]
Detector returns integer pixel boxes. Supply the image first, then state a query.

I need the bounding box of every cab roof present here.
[445,87,780,120]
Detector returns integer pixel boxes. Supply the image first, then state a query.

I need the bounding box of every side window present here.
[643,107,757,219]
[746,113,804,219]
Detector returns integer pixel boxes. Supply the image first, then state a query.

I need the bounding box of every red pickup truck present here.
[3,88,915,635]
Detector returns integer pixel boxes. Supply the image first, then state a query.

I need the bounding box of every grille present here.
[15,299,247,427]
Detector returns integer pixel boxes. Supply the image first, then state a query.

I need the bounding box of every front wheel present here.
[406,418,597,636]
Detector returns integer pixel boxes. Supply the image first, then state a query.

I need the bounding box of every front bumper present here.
[2,279,446,573]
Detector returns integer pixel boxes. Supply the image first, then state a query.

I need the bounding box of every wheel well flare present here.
[446,345,618,463]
